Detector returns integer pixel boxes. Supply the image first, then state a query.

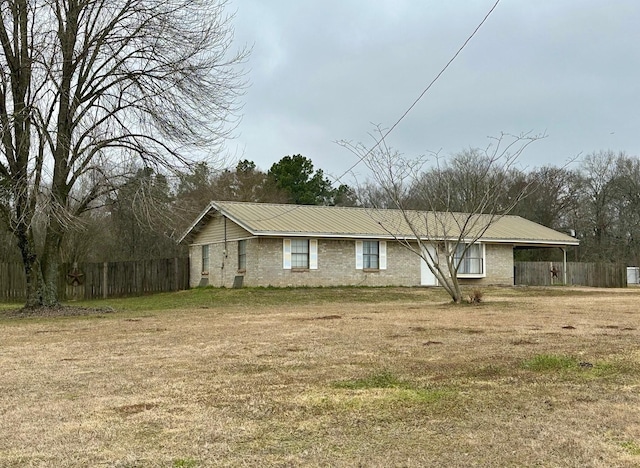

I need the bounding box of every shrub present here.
[467,289,484,304]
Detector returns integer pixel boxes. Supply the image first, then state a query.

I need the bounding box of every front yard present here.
[1,287,639,467]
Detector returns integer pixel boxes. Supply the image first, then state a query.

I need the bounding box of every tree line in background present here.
[1,150,639,267]
[359,148,640,266]
[0,154,356,263]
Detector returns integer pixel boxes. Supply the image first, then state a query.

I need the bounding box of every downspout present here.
[221,217,228,286]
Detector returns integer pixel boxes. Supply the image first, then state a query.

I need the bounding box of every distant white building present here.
[627,267,640,285]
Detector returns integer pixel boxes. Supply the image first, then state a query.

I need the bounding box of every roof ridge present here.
[213,200,526,218]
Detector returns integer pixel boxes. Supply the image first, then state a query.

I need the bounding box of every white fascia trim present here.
[245,232,579,246]
[177,201,218,244]
[179,202,263,244]
[508,240,580,246]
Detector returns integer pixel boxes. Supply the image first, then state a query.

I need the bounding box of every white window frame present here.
[283,239,318,270]
[453,242,485,277]
[356,240,387,270]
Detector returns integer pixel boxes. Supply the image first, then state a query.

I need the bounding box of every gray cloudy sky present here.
[228,1,640,183]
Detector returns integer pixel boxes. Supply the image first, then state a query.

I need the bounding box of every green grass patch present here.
[621,441,640,456]
[522,354,576,372]
[522,355,640,384]
[64,286,448,312]
[0,286,434,317]
[173,458,198,468]
[577,360,640,382]
[333,371,406,390]
[1,285,604,314]
[331,371,457,405]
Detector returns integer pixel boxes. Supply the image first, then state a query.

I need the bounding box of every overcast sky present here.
[228,1,640,184]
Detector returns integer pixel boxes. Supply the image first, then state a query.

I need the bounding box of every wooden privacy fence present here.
[0,258,189,302]
[514,262,627,288]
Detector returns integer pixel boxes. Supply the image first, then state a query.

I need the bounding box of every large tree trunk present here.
[15,210,64,308]
[39,256,61,307]
[38,215,66,307]
[15,226,45,308]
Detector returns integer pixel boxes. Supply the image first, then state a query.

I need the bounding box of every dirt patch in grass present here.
[114,402,158,415]
[0,304,115,319]
[308,314,342,320]
[0,287,639,466]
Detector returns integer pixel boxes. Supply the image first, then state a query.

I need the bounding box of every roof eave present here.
[511,239,580,247]
[180,201,262,244]
[243,231,580,246]
[178,202,213,244]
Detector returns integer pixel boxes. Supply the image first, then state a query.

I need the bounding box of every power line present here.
[333,0,501,184]
[246,1,501,223]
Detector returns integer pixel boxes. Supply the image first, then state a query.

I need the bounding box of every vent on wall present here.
[232,275,244,288]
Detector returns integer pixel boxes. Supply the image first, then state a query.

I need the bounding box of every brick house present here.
[179,201,579,288]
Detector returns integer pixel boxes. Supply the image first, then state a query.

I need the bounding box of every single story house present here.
[179,201,579,288]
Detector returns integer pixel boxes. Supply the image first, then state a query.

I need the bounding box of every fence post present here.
[174,257,179,291]
[102,262,108,299]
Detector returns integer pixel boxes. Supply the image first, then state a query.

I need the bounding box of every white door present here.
[420,244,438,286]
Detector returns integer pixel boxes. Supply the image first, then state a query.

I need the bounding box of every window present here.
[363,241,379,269]
[454,243,484,275]
[291,239,309,269]
[201,244,210,274]
[238,240,247,270]
[356,240,387,270]
[283,239,318,270]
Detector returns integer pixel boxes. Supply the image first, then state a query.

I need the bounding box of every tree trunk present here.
[16,227,44,308]
[38,219,65,307]
[442,278,464,304]
[16,219,63,308]
[40,258,60,307]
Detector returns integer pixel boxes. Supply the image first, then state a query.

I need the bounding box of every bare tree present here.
[564,151,614,263]
[341,130,541,303]
[612,154,640,266]
[0,0,246,307]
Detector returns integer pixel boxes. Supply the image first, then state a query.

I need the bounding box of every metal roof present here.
[181,201,579,246]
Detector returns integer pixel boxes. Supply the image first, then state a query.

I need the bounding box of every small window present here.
[363,241,379,269]
[454,243,483,275]
[356,240,387,270]
[238,240,247,270]
[201,244,210,274]
[291,239,309,269]
[283,239,317,270]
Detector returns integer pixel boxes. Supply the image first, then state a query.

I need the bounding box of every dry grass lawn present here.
[1,286,640,467]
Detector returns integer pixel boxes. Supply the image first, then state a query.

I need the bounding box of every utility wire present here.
[333,0,501,184]
[246,0,501,223]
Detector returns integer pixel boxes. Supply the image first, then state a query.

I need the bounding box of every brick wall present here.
[242,238,420,287]
[458,243,514,286]
[189,238,515,288]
